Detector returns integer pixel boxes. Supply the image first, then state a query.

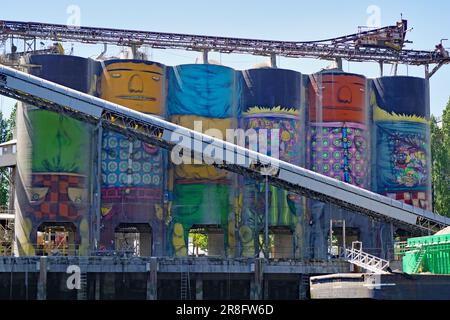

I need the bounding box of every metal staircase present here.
[345,241,390,274]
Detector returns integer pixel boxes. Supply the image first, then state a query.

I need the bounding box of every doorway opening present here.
[114,223,152,256]
[36,222,76,256]
[188,225,224,257]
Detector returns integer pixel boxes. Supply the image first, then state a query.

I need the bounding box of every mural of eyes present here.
[28,187,49,204]
[68,187,87,205]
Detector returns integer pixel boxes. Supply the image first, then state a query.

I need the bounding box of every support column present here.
[379,61,384,76]
[95,273,101,300]
[250,258,263,300]
[202,50,209,64]
[270,53,277,68]
[146,257,158,300]
[195,278,203,300]
[37,256,47,300]
[335,57,343,70]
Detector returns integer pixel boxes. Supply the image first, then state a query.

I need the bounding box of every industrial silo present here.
[98,59,167,256]
[371,76,431,210]
[307,70,369,188]
[306,70,375,260]
[240,68,305,258]
[167,64,240,257]
[15,54,95,256]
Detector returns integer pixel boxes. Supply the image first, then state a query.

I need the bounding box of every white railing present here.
[345,241,390,274]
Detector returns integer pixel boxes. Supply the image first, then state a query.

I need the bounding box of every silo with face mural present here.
[307,70,369,188]
[371,76,432,211]
[306,70,378,260]
[240,67,305,258]
[15,54,97,256]
[98,59,167,256]
[167,64,240,257]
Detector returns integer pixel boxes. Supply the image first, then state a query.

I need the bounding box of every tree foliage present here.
[0,104,17,208]
[431,98,450,216]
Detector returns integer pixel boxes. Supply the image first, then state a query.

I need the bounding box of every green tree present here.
[431,98,450,216]
[0,104,17,208]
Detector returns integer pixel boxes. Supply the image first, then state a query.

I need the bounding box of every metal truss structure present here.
[0,19,448,71]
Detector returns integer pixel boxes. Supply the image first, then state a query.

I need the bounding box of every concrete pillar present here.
[195,278,203,300]
[250,258,263,300]
[146,257,158,300]
[103,272,115,299]
[207,232,224,256]
[202,50,209,64]
[37,256,47,300]
[140,232,151,257]
[273,233,293,259]
[263,279,269,300]
[270,53,277,68]
[95,273,101,300]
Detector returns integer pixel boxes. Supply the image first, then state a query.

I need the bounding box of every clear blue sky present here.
[1,0,449,118]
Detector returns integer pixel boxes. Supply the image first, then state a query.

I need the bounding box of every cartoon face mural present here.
[307,72,369,188]
[170,115,234,181]
[99,60,166,255]
[167,64,240,257]
[243,110,302,163]
[307,123,369,188]
[16,106,92,256]
[371,76,432,211]
[168,64,239,118]
[99,60,165,115]
[309,73,366,123]
[375,120,430,209]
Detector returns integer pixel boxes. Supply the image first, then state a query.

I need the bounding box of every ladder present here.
[180,268,190,300]
[299,274,310,300]
[345,241,390,274]
[411,248,426,273]
[77,272,88,300]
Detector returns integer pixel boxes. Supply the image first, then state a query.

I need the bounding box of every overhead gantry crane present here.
[0,19,448,77]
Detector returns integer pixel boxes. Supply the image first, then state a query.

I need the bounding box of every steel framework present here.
[0,19,448,68]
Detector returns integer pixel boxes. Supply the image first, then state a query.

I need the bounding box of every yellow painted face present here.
[100,62,164,115]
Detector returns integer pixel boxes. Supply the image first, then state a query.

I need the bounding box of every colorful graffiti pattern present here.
[99,60,166,254]
[308,122,368,188]
[375,121,430,209]
[243,113,301,163]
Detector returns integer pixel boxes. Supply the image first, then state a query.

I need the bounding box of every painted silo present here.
[306,70,372,260]
[15,54,96,256]
[371,76,431,210]
[240,68,305,258]
[307,70,369,189]
[98,59,167,256]
[167,64,240,257]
